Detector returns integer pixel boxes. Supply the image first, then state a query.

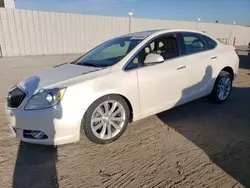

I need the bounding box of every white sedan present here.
[5,29,239,145]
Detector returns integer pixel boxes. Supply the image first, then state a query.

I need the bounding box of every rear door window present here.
[180,32,208,55]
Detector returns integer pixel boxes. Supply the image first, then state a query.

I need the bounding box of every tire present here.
[82,95,130,144]
[209,71,233,104]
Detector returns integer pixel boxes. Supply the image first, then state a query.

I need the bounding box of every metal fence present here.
[1,8,250,57]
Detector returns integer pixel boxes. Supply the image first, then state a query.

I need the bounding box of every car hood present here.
[18,63,108,95]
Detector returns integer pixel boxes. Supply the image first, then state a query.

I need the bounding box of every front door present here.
[136,34,189,117]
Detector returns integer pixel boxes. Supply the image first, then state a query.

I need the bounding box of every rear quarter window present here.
[181,33,207,55]
[202,35,217,50]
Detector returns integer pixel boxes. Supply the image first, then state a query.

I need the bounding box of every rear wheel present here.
[82,95,130,144]
[209,71,233,103]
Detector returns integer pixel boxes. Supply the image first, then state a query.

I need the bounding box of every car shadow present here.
[157,86,250,187]
[157,56,250,187]
[12,76,60,188]
[13,143,58,188]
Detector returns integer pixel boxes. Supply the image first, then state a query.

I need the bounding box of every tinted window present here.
[125,35,179,70]
[155,36,178,60]
[181,33,207,55]
[92,42,130,60]
[202,35,217,49]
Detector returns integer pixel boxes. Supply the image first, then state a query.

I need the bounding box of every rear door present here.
[178,32,219,101]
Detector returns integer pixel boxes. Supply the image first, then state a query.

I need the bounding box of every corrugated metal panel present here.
[1,9,13,56]
[27,10,37,55]
[6,9,19,56]
[20,10,32,56]
[0,7,250,57]
[0,9,7,57]
[33,11,43,55]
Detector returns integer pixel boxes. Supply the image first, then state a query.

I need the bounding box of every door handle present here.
[211,56,217,60]
[177,65,186,70]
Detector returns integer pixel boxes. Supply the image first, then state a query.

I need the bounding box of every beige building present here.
[0,0,15,8]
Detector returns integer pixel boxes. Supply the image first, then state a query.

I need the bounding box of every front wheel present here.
[209,71,233,103]
[82,95,130,144]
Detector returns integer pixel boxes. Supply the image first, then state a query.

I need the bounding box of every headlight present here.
[25,88,66,110]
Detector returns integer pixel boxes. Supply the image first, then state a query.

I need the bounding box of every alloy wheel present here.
[90,100,126,140]
[217,76,232,101]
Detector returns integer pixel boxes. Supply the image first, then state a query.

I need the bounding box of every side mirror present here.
[144,53,164,65]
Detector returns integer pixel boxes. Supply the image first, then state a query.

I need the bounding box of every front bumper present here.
[5,103,85,145]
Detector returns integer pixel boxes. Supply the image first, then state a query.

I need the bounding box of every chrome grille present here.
[7,87,26,108]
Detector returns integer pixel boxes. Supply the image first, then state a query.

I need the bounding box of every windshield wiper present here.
[54,62,69,68]
[78,62,99,67]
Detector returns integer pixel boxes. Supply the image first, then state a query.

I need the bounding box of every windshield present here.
[74,37,142,67]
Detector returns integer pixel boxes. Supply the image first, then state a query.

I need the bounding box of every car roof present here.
[120,29,210,40]
[121,29,166,39]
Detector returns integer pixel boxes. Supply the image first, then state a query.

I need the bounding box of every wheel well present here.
[118,94,133,123]
[221,66,234,79]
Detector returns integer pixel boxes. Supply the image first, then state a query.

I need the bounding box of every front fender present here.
[62,78,141,121]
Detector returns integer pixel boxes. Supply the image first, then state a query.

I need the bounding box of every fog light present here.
[32,131,45,139]
[23,130,48,139]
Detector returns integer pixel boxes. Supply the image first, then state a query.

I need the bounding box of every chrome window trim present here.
[123,31,218,72]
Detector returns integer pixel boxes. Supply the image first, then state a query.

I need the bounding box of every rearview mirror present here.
[144,53,164,65]
[119,41,125,47]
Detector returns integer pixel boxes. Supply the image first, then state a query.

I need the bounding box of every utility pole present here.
[128,11,133,34]
[196,17,201,30]
[228,21,236,45]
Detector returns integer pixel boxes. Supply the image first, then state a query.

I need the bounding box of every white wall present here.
[0,8,250,57]
[0,0,15,8]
